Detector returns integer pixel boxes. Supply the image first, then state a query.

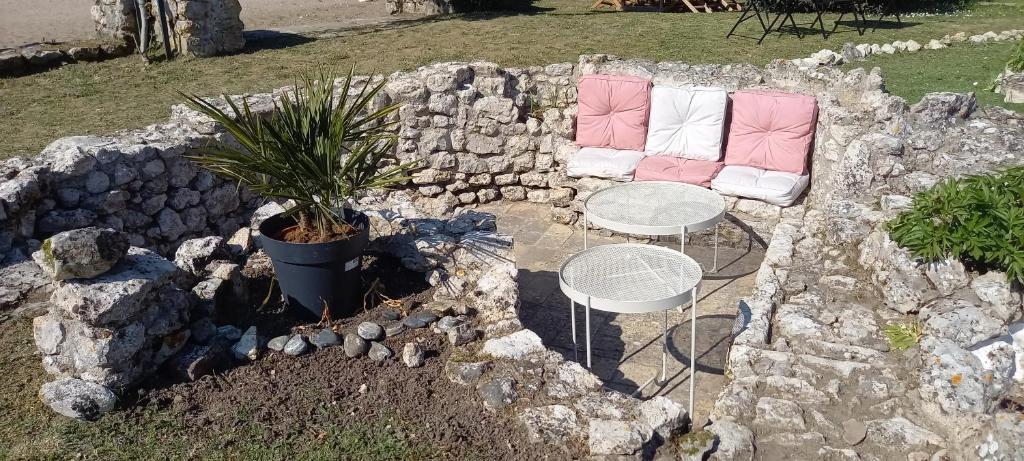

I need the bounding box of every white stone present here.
[39,378,117,421]
[481,329,546,360]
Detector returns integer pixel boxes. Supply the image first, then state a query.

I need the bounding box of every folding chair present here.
[762,0,803,44]
[872,0,901,31]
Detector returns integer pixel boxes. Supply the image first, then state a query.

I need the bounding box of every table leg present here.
[584,209,589,250]
[585,297,592,369]
[689,286,697,418]
[679,228,685,255]
[570,299,578,362]
[661,309,668,383]
[712,222,720,273]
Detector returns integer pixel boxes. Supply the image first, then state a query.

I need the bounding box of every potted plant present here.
[182,69,411,319]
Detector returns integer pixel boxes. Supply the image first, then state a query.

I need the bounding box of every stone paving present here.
[479,201,765,427]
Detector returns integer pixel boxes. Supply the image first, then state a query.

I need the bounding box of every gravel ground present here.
[0,0,398,49]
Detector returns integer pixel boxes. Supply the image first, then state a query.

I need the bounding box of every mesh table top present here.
[584,181,726,235]
[559,243,703,313]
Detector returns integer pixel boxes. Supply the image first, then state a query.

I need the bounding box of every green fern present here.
[883,322,923,351]
[887,166,1024,284]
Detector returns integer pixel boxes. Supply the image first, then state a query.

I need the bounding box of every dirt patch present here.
[127,249,560,459]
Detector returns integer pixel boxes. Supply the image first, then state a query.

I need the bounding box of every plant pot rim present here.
[258,211,368,247]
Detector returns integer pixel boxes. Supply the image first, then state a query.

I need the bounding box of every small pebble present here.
[267,335,290,352]
[368,342,393,362]
[344,333,369,358]
[379,309,401,321]
[357,322,384,341]
[217,325,242,341]
[436,315,464,332]
[310,329,341,348]
[384,322,405,337]
[283,334,308,356]
[402,343,425,368]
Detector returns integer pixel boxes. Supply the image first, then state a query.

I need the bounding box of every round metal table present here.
[583,181,727,271]
[559,243,703,415]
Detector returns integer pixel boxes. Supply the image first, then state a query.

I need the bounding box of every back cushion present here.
[575,74,653,151]
[645,86,728,161]
[724,90,818,175]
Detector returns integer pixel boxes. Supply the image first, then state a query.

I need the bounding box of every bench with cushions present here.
[567,74,817,207]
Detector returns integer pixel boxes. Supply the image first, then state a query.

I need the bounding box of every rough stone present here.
[402,343,425,367]
[357,322,385,341]
[477,377,518,410]
[342,332,368,357]
[312,329,342,348]
[32,227,130,281]
[368,342,393,362]
[39,378,117,421]
[283,334,308,356]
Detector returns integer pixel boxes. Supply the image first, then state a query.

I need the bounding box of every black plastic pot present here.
[257,210,369,319]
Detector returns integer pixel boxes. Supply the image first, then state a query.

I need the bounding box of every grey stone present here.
[231,326,262,361]
[311,329,341,348]
[343,332,368,357]
[39,378,117,421]
[156,208,187,241]
[217,325,242,341]
[706,419,754,461]
[477,377,517,410]
[170,342,223,381]
[357,322,384,341]
[588,419,649,455]
[436,315,464,332]
[518,404,579,444]
[32,227,130,281]
[481,330,546,360]
[402,343,425,367]
[754,397,806,430]
[865,417,944,452]
[384,322,405,337]
[676,430,716,461]
[402,315,429,329]
[379,308,401,321]
[638,396,688,440]
[842,419,867,445]
[447,323,478,346]
[268,335,290,352]
[971,272,1023,323]
[368,342,393,362]
[447,360,490,385]
[283,334,308,356]
[174,236,226,276]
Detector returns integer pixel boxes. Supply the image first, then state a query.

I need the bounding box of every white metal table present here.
[583,180,727,271]
[559,243,703,415]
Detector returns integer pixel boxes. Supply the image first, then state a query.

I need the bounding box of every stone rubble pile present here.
[791,29,1024,81]
[32,227,194,420]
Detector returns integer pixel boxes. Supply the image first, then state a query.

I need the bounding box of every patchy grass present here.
[0,317,430,460]
[844,40,1024,110]
[1,0,1023,159]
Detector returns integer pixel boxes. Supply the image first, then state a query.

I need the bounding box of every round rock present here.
[310,329,341,348]
[843,419,867,446]
[436,315,464,332]
[410,310,440,324]
[40,378,117,421]
[379,308,401,321]
[357,322,384,341]
[343,332,369,357]
[283,334,308,356]
[402,316,428,329]
[267,335,290,352]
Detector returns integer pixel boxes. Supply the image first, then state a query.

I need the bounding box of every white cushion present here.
[567,147,646,181]
[645,86,728,161]
[711,165,809,207]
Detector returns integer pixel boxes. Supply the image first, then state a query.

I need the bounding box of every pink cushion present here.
[575,74,652,151]
[634,156,725,187]
[724,90,818,175]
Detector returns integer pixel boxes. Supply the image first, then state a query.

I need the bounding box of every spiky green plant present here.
[1008,39,1024,73]
[886,166,1024,283]
[883,322,923,351]
[181,69,412,241]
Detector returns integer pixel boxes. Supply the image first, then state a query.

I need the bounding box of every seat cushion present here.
[724,90,818,175]
[567,147,646,181]
[575,74,653,151]
[710,165,809,207]
[645,86,728,161]
[634,156,725,187]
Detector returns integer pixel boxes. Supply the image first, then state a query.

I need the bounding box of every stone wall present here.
[385,0,453,14]
[87,0,245,57]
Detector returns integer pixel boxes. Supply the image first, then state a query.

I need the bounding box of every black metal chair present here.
[726,0,803,44]
[871,0,902,31]
[830,0,869,37]
[726,0,771,41]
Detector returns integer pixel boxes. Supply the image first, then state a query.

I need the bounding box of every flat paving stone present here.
[478,202,765,427]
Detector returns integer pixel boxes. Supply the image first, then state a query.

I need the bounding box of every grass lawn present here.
[1,0,1022,159]
[844,41,1024,111]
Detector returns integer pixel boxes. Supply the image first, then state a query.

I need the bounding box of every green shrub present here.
[886,166,1024,283]
[883,321,923,351]
[1008,40,1024,73]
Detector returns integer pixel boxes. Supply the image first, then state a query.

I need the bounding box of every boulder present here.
[39,378,117,421]
[174,236,226,276]
[33,227,130,281]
